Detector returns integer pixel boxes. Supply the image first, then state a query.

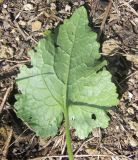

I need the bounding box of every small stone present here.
[50,3,56,10]
[23,4,33,11]
[128,121,138,132]
[19,20,26,26]
[3,21,10,30]
[15,37,20,42]
[85,148,99,155]
[32,21,42,32]
[11,29,16,34]
[129,137,138,147]
[74,2,79,6]
[134,18,138,24]
[132,104,138,110]
[136,132,138,138]
[115,125,120,131]
[65,5,71,12]
[80,1,85,5]
[3,4,7,8]
[128,91,133,100]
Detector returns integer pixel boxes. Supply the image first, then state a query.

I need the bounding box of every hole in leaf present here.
[29,117,32,120]
[96,67,104,73]
[91,114,96,120]
[71,117,75,121]
[32,47,37,52]
[54,43,59,48]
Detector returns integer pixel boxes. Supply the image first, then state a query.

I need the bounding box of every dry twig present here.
[99,0,112,37]
[14,21,28,41]
[74,137,95,155]
[0,87,11,113]
[2,128,13,160]
[29,154,132,160]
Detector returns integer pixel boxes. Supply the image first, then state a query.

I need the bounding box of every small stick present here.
[0,87,11,113]
[2,128,13,160]
[119,70,138,84]
[6,59,30,64]
[14,21,28,41]
[101,146,115,155]
[29,154,132,160]
[59,133,66,160]
[74,137,95,155]
[59,142,66,160]
[99,0,112,37]
[9,128,29,148]
[27,12,44,24]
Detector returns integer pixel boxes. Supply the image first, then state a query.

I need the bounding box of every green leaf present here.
[69,105,109,139]
[15,6,118,139]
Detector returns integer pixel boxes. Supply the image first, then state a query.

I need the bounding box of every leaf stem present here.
[64,107,74,160]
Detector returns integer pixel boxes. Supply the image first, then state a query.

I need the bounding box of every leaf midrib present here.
[65,13,81,108]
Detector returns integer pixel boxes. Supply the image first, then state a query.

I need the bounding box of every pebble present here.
[23,3,33,11]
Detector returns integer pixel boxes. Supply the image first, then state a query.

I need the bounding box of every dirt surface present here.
[0,0,138,160]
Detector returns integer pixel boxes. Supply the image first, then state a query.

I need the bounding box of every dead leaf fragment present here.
[32,21,42,32]
[128,121,138,137]
[85,148,99,155]
[109,13,118,23]
[0,45,13,58]
[102,39,120,55]
[125,54,138,64]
